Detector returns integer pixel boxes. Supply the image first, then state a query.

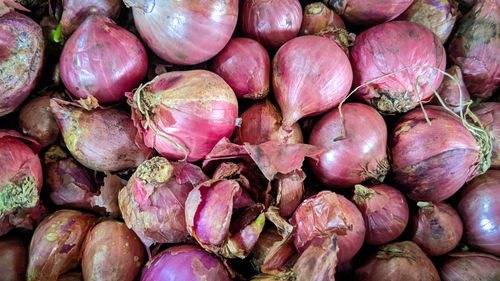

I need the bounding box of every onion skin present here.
[351,21,446,114]
[300,2,345,35]
[251,226,297,274]
[447,0,500,99]
[59,0,121,36]
[82,220,145,281]
[390,105,482,202]
[472,102,500,169]
[212,38,270,99]
[272,35,352,128]
[60,15,148,103]
[440,252,500,281]
[458,170,500,256]
[308,103,389,188]
[128,0,238,65]
[50,99,153,172]
[408,202,463,256]
[140,245,231,281]
[274,176,304,218]
[26,209,96,281]
[430,66,471,114]
[354,241,440,281]
[0,12,44,117]
[19,95,60,148]
[0,235,27,281]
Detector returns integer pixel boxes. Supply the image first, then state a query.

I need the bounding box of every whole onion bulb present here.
[60,15,147,103]
[351,21,446,114]
[125,0,238,65]
[140,245,231,281]
[458,170,500,256]
[0,235,27,281]
[272,35,352,128]
[308,103,388,188]
[212,38,270,99]
[352,184,409,245]
[430,65,471,114]
[300,2,345,35]
[59,0,121,36]
[472,102,500,169]
[440,252,500,281]
[19,95,60,148]
[128,70,238,162]
[241,0,303,50]
[0,12,44,117]
[50,99,153,172]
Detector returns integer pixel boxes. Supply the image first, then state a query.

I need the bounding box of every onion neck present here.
[353,184,376,203]
[417,201,435,215]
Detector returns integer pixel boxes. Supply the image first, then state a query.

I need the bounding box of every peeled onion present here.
[59,0,121,36]
[18,95,60,148]
[440,252,500,281]
[300,2,345,35]
[472,102,500,169]
[0,235,27,281]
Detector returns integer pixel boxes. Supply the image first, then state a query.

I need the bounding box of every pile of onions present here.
[125,0,238,65]
[351,21,446,114]
[212,38,270,99]
[430,66,471,114]
[0,11,44,117]
[408,201,463,256]
[59,0,121,36]
[390,105,486,202]
[308,103,388,188]
[458,170,500,256]
[60,15,147,103]
[272,35,352,128]
[299,2,345,35]
[472,102,500,169]
[0,235,27,281]
[19,95,60,148]
[440,252,500,281]
[447,0,500,99]
[127,70,238,162]
[351,184,409,245]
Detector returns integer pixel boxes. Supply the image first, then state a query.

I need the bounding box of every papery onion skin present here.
[308,103,388,188]
[251,226,297,274]
[0,235,27,281]
[212,38,270,99]
[440,252,500,281]
[60,15,147,103]
[274,176,304,218]
[430,66,471,114]
[82,220,145,281]
[19,95,60,148]
[59,0,121,36]
[472,102,500,169]
[351,21,446,114]
[408,201,463,256]
[140,245,231,281]
[26,209,96,281]
[390,105,482,202]
[458,170,500,256]
[300,2,345,35]
[272,35,352,128]
[447,0,500,99]
[0,12,44,117]
[129,0,238,65]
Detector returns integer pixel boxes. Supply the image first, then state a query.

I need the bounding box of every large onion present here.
[19,95,60,148]
[0,235,27,281]
[472,102,500,169]
[430,65,471,114]
[300,2,345,35]
[440,252,500,281]
[59,0,121,36]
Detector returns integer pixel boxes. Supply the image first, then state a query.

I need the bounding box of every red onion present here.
[128,70,238,162]
[390,105,487,202]
[50,98,152,172]
[447,0,500,99]
[125,0,238,65]
[18,95,60,148]
[118,156,208,247]
[440,252,500,281]
[212,38,270,100]
[241,0,302,50]
[82,220,145,281]
[0,11,44,117]
[0,130,43,236]
[292,236,338,281]
[472,102,500,169]
[272,35,352,128]
[140,245,231,281]
[354,241,440,281]
[352,184,409,245]
[26,209,96,281]
[458,170,500,256]
[0,235,27,281]
[60,15,147,103]
[308,103,388,188]
[408,201,463,256]
[430,65,471,114]
[351,21,446,114]
[300,2,345,35]
[59,0,121,36]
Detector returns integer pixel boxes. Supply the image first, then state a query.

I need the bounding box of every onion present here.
[19,95,60,148]
[447,0,500,99]
[354,241,440,281]
[273,175,304,218]
[352,184,409,245]
[351,21,446,114]
[408,201,463,256]
[0,11,44,117]
[308,103,389,188]
[59,0,121,36]
[82,220,145,281]
[430,66,471,114]
[26,209,96,281]
[458,170,500,256]
[272,35,352,128]
[60,15,148,103]
[472,102,500,169]
[241,0,302,50]
[440,252,500,281]
[292,236,338,281]
[390,105,486,202]
[140,245,231,281]
[300,2,345,35]
[50,98,153,172]
[0,130,43,236]
[57,272,83,281]
[212,38,270,100]
[118,156,208,247]
[0,235,27,281]
[125,0,238,65]
[127,70,238,162]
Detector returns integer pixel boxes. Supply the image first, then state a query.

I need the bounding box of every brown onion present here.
[0,235,27,281]
[430,65,471,114]
[472,102,500,169]
[59,0,121,36]
[19,95,60,148]
[300,2,345,35]
[440,252,500,281]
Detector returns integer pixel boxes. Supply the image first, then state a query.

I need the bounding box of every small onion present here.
[300,2,345,35]
[430,65,471,114]
[19,95,60,148]
[440,252,500,281]
[0,235,27,281]
[472,102,500,169]
[59,0,121,36]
